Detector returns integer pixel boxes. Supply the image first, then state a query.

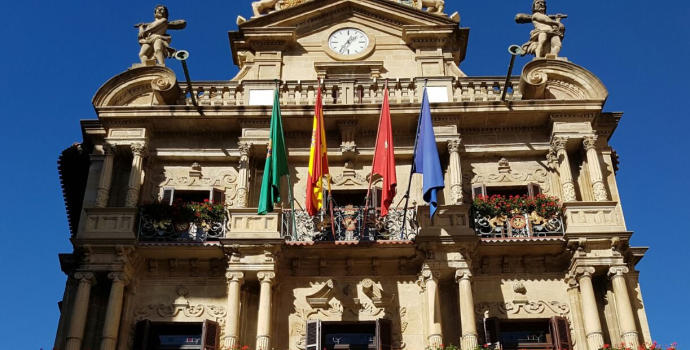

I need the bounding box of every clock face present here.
[328,28,370,55]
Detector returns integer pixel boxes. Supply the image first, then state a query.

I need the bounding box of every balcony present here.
[472,195,565,240]
[184,77,520,107]
[137,201,227,243]
[282,206,417,243]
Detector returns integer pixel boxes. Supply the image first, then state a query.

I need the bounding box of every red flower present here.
[604,344,611,349]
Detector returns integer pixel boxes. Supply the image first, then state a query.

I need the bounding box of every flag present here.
[305,86,330,216]
[257,89,289,215]
[413,88,445,218]
[371,86,397,216]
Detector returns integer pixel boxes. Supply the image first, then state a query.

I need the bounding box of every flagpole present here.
[400,79,427,240]
[277,79,298,241]
[363,79,388,236]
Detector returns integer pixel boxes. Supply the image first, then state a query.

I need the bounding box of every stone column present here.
[256,271,276,350]
[237,142,252,208]
[100,272,130,350]
[223,272,244,350]
[566,275,589,350]
[583,136,609,201]
[95,144,115,208]
[65,272,96,350]
[455,270,478,350]
[420,266,443,348]
[447,139,464,204]
[608,266,639,348]
[575,267,604,350]
[125,143,146,207]
[552,137,577,202]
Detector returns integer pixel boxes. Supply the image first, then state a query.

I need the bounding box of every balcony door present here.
[484,317,571,350]
[306,319,391,350]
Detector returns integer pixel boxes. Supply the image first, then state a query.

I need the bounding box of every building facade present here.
[54,1,652,350]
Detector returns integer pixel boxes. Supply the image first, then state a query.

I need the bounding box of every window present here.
[133,320,219,350]
[161,188,225,205]
[483,317,571,350]
[472,183,541,199]
[330,189,381,208]
[306,319,391,350]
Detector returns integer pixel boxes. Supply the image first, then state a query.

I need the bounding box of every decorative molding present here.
[474,300,570,317]
[471,167,551,193]
[134,287,227,325]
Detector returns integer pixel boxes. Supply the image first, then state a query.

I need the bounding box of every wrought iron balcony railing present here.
[138,210,227,242]
[472,210,564,239]
[282,206,417,242]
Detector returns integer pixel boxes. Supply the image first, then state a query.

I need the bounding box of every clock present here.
[328,28,370,56]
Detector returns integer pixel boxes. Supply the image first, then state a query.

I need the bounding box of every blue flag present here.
[413,88,445,218]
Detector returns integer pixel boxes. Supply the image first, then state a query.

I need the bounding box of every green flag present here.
[258,89,289,215]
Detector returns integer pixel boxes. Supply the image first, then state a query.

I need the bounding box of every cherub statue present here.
[134,5,187,66]
[252,0,283,17]
[515,0,567,58]
[414,0,445,15]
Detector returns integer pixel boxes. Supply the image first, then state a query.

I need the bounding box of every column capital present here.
[102,143,115,155]
[257,271,276,283]
[551,136,568,152]
[226,271,245,283]
[565,273,580,290]
[455,269,472,282]
[107,272,131,285]
[583,135,598,151]
[573,266,596,279]
[608,265,629,278]
[447,138,462,153]
[130,143,147,157]
[74,272,96,284]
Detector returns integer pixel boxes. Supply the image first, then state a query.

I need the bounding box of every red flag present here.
[306,87,330,216]
[371,87,397,216]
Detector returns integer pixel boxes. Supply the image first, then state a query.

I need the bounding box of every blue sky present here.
[0,0,688,349]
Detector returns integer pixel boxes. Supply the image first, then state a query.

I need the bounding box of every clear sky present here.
[0,1,688,349]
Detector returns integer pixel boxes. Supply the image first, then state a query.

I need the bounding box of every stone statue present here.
[134,5,187,66]
[515,0,567,58]
[414,0,445,14]
[252,0,283,17]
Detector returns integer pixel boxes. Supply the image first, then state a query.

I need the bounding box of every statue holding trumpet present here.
[134,5,187,66]
[515,0,567,58]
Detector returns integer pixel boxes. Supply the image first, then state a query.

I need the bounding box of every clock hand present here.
[339,35,357,54]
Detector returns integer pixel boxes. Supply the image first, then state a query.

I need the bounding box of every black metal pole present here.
[501,45,524,102]
[180,59,197,107]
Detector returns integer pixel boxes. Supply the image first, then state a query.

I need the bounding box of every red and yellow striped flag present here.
[306,87,330,216]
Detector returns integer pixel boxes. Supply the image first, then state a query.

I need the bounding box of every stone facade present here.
[54,1,651,350]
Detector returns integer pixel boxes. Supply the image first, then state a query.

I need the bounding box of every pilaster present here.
[551,137,577,202]
[95,144,115,208]
[447,139,464,204]
[125,143,147,207]
[419,265,443,349]
[237,142,253,208]
[455,269,477,350]
[224,272,245,350]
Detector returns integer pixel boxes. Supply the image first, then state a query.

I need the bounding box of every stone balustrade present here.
[183,77,521,107]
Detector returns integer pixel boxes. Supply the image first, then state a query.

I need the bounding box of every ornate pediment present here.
[519,59,608,101]
[230,0,468,80]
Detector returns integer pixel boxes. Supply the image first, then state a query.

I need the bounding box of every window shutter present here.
[162,188,175,205]
[201,319,220,350]
[483,317,501,345]
[211,189,225,205]
[472,184,487,199]
[132,320,151,350]
[549,316,572,350]
[376,318,392,350]
[305,319,322,350]
[528,183,542,197]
